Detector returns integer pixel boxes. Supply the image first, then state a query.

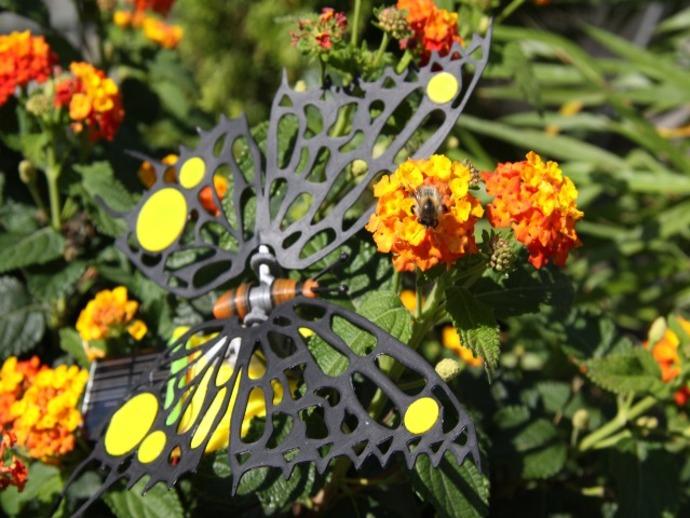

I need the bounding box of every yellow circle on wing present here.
[426,72,459,104]
[135,188,187,252]
[404,397,440,435]
[104,392,158,456]
[179,157,206,189]
[137,431,167,464]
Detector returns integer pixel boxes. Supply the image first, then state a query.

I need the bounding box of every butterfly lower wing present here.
[257,29,492,272]
[112,116,262,298]
[226,298,480,489]
[66,320,247,515]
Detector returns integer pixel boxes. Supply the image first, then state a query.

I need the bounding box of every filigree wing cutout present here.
[113,115,263,298]
[66,321,247,516]
[227,298,480,488]
[256,29,492,270]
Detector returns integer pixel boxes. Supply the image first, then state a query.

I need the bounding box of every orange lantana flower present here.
[0,31,56,106]
[0,357,87,461]
[0,432,27,492]
[54,62,124,142]
[397,0,461,56]
[442,325,482,367]
[76,286,147,344]
[366,155,483,272]
[483,152,583,269]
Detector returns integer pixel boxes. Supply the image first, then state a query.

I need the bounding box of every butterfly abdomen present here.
[212,279,319,320]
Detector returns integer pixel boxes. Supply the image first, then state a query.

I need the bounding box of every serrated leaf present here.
[474,265,574,319]
[585,348,665,396]
[536,381,571,414]
[411,452,489,518]
[0,201,41,233]
[513,419,567,480]
[446,287,500,371]
[104,479,183,518]
[493,405,530,429]
[504,42,542,111]
[0,276,44,358]
[0,228,64,273]
[27,260,86,301]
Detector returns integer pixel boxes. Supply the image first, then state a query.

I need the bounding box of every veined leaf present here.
[412,452,489,518]
[513,419,567,480]
[0,276,44,358]
[104,479,183,518]
[585,348,665,396]
[0,228,64,273]
[446,288,500,372]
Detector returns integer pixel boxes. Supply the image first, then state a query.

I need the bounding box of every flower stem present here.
[395,49,414,74]
[46,167,62,230]
[578,395,657,451]
[372,33,390,68]
[350,0,362,47]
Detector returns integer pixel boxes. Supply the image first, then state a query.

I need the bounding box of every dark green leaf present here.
[59,328,89,368]
[585,348,665,396]
[0,276,44,358]
[0,462,62,517]
[446,287,500,371]
[503,42,542,111]
[411,452,489,518]
[104,479,184,518]
[27,260,87,301]
[0,228,65,273]
[513,419,567,480]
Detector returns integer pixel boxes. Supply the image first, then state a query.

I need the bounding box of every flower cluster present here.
[396,0,461,56]
[483,152,583,269]
[367,155,483,272]
[76,286,147,345]
[54,62,124,142]
[113,9,183,49]
[645,317,690,406]
[291,7,348,54]
[442,326,482,367]
[0,357,87,461]
[0,31,56,106]
[0,432,27,492]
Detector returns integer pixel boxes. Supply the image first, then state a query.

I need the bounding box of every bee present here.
[413,185,445,228]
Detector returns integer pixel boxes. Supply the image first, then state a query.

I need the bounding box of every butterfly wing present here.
[256,29,492,271]
[112,115,263,298]
[66,320,249,515]
[226,297,480,489]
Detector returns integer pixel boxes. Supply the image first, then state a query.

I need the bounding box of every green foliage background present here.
[1,0,690,517]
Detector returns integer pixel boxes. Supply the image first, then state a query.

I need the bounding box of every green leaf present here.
[0,276,44,358]
[513,419,567,480]
[59,328,89,368]
[493,405,530,429]
[104,479,184,518]
[503,42,542,111]
[585,348,665,396]
[445,287,500,372]
[0,201,41,233]
[608,439,680,518]
[27,260,87,301]
[0,228,65,273]
[0,462,62,517]
[536,381,571,414]
[411,452,489,518]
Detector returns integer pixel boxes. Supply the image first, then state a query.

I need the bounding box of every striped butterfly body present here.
[67,30,492,515]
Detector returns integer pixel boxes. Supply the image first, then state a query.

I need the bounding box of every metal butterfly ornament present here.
[66,28,492,514]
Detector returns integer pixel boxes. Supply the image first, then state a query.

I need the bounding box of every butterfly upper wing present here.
[226,297,480,488]
[66,321,247,515]
[113,115,263,298]
[256,29,492,271]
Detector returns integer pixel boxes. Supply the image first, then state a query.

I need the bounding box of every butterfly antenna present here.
[312,251,350,281]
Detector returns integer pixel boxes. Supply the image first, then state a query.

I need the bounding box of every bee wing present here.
[110,115,263,298]
[256,29,492,271]
[65,320,249,516]
[225,298,480,490]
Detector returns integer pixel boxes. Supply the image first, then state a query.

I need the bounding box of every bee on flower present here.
[0,31,56,107]
[53,62,124,142]
[366,155,484,272]
[483,152,583,269]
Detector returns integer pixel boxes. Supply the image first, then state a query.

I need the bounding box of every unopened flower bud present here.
[25,93,52,117]
[648,317,667,345]
[447,136,459,150]
[435,358,462,382]
[294,80,307,93]
[376,7,413,41]
[488,235,516,273]
[635,416,658,429]
[18,160,36,183]
[572,408,589,430]
[352,159,368,177]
